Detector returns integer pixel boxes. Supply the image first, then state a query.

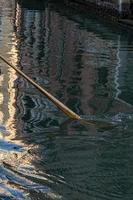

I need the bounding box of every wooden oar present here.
[0,56,115,129]
[0,56,81,120]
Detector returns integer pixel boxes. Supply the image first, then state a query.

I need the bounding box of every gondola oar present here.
[0,56,115,129]
[0,55,81,120]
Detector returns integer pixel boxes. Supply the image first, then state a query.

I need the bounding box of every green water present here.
[0,1,133,199]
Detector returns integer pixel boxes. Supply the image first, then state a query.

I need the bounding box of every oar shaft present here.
[0,56,81,120]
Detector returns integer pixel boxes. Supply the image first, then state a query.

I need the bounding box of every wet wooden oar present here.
[0,56,81,120]
[0,56,116,129]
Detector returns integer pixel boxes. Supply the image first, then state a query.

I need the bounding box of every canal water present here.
[0,0,133,199]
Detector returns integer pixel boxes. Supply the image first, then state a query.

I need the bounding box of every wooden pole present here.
[0,56,81,120]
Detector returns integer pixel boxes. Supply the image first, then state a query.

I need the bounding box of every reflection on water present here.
[0,0,133,199]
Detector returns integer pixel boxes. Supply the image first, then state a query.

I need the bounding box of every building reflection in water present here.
[13,0,133,122]
[0,0,132,144]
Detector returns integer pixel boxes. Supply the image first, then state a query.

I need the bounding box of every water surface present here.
[0,1,133,199]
